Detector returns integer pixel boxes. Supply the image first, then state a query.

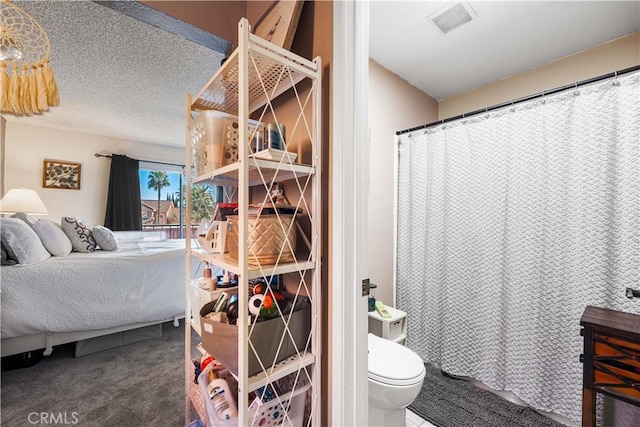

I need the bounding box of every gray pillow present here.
[1,243,17,265]
[93,226,119,251]
[61,217,96,253]
[10,212,37,228]
[32,220,73,256]
[0,218,50,264]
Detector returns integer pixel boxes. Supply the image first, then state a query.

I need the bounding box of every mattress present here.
[0,235,194,339]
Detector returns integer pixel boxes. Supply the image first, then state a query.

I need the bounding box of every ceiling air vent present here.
[427,2,477,35]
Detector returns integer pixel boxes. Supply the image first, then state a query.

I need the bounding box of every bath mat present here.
[408,364,566,427]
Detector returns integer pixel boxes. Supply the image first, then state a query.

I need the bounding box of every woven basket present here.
[226,214,296,265]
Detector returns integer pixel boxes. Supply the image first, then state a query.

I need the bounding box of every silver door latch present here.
[362,278,370,297]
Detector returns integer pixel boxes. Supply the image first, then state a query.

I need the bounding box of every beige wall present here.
[439,32,640,120]
[1,116,6,197]
[368,59,438,308]
[247,2,333,424]
[3,122,183,226]
[141,1,246,51]
[142,1,287,52]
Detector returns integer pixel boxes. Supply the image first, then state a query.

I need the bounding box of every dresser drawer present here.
[593,367,640,400]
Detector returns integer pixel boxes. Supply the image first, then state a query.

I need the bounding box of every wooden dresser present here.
[580,306,640,426]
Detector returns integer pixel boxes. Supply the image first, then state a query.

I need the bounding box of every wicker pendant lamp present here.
[0,0,60,116]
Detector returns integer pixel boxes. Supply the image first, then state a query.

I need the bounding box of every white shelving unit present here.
[185,18,321,427]
[368,306,407,344]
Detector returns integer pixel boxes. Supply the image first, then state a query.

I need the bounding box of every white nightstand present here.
[368,305,407,344]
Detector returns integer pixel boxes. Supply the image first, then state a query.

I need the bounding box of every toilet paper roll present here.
[249,294,264,315]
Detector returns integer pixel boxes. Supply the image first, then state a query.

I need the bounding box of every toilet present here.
[368,333,426,427]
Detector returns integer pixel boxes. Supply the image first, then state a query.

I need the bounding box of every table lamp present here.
[0,187,48,215]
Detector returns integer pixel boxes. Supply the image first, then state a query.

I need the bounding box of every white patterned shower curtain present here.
[396,72,639,423]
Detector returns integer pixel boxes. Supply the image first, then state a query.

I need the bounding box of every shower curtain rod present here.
[94,153,184,168]
[396,64,640,136]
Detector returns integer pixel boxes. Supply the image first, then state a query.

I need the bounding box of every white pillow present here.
[32,220,73,257]
[61,217,97,253]
[93,226,119,251]
[0,218,50,264]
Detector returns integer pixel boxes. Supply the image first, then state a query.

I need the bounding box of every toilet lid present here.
[368,333,425,386]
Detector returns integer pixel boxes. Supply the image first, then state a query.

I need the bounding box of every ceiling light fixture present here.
[427,2,477,35]
[0,0,60,116]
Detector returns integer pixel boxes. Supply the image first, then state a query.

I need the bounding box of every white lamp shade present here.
[0,188,48,215]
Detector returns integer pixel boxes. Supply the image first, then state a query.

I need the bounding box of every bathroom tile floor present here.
[406,409,437,427]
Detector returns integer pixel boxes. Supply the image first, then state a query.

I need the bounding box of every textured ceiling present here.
[5,2,639,147]
[370,1,640,100]
[5,1,226,147]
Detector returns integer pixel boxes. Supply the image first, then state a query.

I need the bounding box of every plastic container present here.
[199,300,311,377]
[196,220,228,254]
[245,383,309,427]
[191,110,263,175]
[368,305,408,344]
[188,282,238,335]
[205,369,238,422]
[197,364,310,427]
[197,365,238,427]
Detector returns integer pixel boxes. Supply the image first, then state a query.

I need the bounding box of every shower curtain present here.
[396,72,639,423]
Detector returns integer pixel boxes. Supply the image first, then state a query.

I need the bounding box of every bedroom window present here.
[140,168,183,237]
[139,165,219,239]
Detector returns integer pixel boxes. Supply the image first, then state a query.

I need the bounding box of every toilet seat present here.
[368,333,425,386]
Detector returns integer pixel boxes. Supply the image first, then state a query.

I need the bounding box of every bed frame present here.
[1,315,182,357]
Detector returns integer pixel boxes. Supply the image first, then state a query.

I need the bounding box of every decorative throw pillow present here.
[0,218,51,264]
[93,226,119,251]
[61,217,96,253]
[32,220,73,257]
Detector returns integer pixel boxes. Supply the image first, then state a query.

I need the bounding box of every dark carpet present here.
[409,364,566,427]
[1,321,192,427]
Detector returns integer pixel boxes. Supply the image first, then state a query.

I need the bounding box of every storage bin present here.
[199,300,311,377]
[198,364,309,427]
[368,305,407,344]
[196,220,228,254]
[246,382,309,427]
[191,110,263,175]
[189,283,238,335]
[225,214,296,266]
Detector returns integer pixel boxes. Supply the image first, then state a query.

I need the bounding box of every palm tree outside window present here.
[147,171,171,224]
[139,168,183,238]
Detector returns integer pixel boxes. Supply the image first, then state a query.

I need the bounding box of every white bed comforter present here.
[1,236,192,339]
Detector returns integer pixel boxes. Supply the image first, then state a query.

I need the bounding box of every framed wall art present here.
[253,0,304,50]
[43,159,81,190]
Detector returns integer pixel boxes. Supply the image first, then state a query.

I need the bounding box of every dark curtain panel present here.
[104,154,142,231]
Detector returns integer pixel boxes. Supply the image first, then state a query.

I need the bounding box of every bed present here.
[1,231,201,357]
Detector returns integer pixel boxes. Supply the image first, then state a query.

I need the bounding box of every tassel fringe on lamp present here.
[0,0,60,116]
